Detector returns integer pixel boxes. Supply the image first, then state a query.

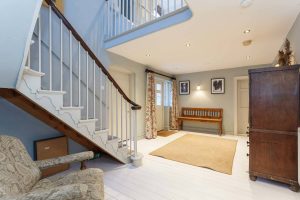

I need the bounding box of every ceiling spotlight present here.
[243,40,252,46]
[185,43,191,47]
[243,29,251,34]
[146,54,150,57]
[240,0,253,8]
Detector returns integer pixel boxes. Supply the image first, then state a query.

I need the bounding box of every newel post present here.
[131,105,143,167]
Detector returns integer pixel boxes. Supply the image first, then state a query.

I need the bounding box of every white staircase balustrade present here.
[21,0,142,165]
[106,0,188,40]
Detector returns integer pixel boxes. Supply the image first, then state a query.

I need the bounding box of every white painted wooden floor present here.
[68,131,300,200]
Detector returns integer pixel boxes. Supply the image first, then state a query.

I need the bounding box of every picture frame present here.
[211,78,225,94]
[179,80,190,95]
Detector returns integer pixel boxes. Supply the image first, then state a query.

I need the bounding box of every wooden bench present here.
[177,107,223,136]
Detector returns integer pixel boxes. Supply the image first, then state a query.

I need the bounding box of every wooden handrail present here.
[44,0,141,110]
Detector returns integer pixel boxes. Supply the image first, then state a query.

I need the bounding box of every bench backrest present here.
[181,107,223,119]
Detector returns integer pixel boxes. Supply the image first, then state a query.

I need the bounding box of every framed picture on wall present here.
[179,80,190,95]
[211,78,225,94]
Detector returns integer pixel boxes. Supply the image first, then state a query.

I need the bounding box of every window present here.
[156,83,162,106]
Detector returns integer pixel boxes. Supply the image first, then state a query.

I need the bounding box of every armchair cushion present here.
[5,184,88,200]
[32,168,104,200]
[0,135,41,197]
[34,151,94,170]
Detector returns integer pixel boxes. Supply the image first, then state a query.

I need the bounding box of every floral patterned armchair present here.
[0,135,104,200]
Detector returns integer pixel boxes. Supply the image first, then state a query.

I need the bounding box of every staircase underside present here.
[0,88,121,163]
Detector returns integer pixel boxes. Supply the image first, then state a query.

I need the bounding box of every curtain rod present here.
[145,69,176,80]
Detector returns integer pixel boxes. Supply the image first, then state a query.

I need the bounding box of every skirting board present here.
[183,126,234,135]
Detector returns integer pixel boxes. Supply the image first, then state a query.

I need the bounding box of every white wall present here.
[0,0,42,88]
[108,53,146,139]
[176,64,268,135]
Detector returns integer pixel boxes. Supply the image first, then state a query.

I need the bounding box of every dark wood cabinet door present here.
[250,67,299,132]
[250,131,298,181]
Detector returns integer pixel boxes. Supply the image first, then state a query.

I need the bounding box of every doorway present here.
[155,79,164,131]
[234,76,249,135]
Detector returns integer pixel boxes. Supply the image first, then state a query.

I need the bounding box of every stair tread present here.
[61,106,84,110]
[79,119,98,123]
[38,89,66,95]
[95,129,109,134]
[23,67,45,77]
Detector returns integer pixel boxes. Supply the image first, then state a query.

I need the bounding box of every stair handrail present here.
[44,0,141,111]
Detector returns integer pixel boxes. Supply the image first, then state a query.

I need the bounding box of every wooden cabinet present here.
[248,65,299,192]
[35,136,69,178]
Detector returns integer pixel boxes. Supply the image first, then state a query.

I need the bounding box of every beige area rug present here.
[150,134,237,175]
[157,130,177,137]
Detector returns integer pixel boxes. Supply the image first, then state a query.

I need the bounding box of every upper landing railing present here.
[105,0,188,40]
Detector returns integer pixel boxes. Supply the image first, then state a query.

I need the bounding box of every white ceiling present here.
[108,0,300,74]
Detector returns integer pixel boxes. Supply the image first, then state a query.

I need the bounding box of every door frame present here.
[233,76,249,135]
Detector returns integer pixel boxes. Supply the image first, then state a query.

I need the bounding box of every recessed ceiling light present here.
[146,54,150,57]
[240,0,253,8]
[246,56,251,60]
[243,29,251,34]
[185,43,191,47]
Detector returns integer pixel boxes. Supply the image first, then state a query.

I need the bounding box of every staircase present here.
[4,0,142,165]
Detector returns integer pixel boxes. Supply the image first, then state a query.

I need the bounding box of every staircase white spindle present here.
[167,0,170,13]
[122,0,125,33]
[78,43,81,106]
[154,0,157,18]
[60,20,63,92]
[125,0,128,32]
[38,14,41,73]
[161,0,164,15]
[106,0,109,39]
[118,0,121,35]
[130,0,133,27]
[114,0,117,37]
[150,0,153,20]
[93,61,96,119]
[28,44,31,68]
[110,82,113,137]
[99,70,103,129]
[129,105,132,153]
[125,101,128,146]
[69,31,73,106]
[106,76,109,130]
[174,0,176,10]
[86,52,89,120]
[49,6,52,91]
[121,97,123,144]
[131,109,137,157]
[116,88,118,138]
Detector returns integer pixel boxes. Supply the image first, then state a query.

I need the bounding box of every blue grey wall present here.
[0,97,86,159]
[0,0,42,88]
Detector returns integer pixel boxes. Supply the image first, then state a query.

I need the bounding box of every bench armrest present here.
[34,151,94,170]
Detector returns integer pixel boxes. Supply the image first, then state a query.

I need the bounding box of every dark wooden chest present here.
[248,65,299,192]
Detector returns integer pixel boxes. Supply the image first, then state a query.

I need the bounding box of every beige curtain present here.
[170,80,179,130]
[145,73,157,139]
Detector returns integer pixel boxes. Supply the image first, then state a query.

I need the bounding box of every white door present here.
[237,79,249,135]
[155,80,164,131]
